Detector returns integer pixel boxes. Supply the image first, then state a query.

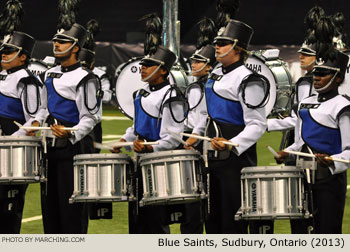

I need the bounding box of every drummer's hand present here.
[211,137,232,151]
[314,153,334,167]
[275,151,289,164]
[50,124,71,138]
[184,136,198,150]
[25,121,40,136]
[111,138,126,153]
[133,139,153,153]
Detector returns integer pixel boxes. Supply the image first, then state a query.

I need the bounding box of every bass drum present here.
[245,49,293,117]
[112,57,189,119]
[338,53,350,96]
[28,58,49,78]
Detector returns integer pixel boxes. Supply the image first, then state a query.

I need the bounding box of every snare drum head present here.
[113,58,190,119]
[28,59,49,77]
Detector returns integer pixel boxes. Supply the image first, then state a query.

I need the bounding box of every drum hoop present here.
[139,149,201,161]
[241,174,303,179]
[73,153,131,160]
[241,166,300,172]
[74,159,130,166]
[140,156,200,166]
[113,56,143,119]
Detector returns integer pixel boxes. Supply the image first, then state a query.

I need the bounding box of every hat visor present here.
[190,54,208,62]
[213,36,234,44]
[140,58,161,67]
[298,48,316,56]
[0,45,19,54]
[52,34,75,43]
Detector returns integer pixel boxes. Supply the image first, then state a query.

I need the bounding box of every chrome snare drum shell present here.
[139,149,205,206]
[238,166,306,220]
[69,153,135,203]
[0,136,42,184]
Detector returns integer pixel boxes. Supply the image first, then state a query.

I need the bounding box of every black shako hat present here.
[298,41,317,56]
[0,31,35,57]
[190,44,216,66]
[140,45,176,71]
[313,49,349,79]
[79,48,95,67]
[214,19,254,50]
[52,23,88,48]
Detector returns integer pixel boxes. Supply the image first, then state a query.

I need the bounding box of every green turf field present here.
[19,109,350,234]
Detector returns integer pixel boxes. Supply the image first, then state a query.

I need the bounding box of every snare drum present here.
[69,153,135,203]
[236,166,307,220]
[139,149,205,206]
[0,136,43,184]
[113,57,189,119]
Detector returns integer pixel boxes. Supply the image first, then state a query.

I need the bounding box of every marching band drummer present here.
[276,17,350,234]
[204,19,270,234]
[179,44,216,234]
[112,45,186,234]
[30,23,101,234]
[0,31,42,234]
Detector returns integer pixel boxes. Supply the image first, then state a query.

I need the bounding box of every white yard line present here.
[102,116,130,121]
[22,215,42,223]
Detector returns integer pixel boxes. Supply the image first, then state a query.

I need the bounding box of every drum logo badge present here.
[246,63,262,73]
[79,168,85,195]
[251,182,257,212]
[147,168,153,196]
[131,66,138,73]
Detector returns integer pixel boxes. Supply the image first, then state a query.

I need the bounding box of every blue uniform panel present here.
[46,77,80,124]
[0,92,25,121]
[300,108,342,155]
[205,79,244,125]
[134,94,161,141]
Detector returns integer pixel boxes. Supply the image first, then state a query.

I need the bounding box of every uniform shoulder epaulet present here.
[240,72,270,109]
[21,70,43,87]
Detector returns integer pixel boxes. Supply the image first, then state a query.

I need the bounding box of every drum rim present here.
[0,136,41,142]
[73,153,131,160]
[241,165,301,172]
[139,149,201,161]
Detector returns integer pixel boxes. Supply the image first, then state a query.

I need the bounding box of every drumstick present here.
[93,142,114,150]
[166,128,188,146]
[179,132,239,147]
[13,121,28,132]
[266,145,279,158]
[100,141,159,148]
[283,150,350,164]
[19,126,79,131]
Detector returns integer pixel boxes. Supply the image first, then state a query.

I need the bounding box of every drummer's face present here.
[313,72,338,93]
[299,53,316,71]
[141,65,166,83]
[191,60,210,77]
[1,50,25,70]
